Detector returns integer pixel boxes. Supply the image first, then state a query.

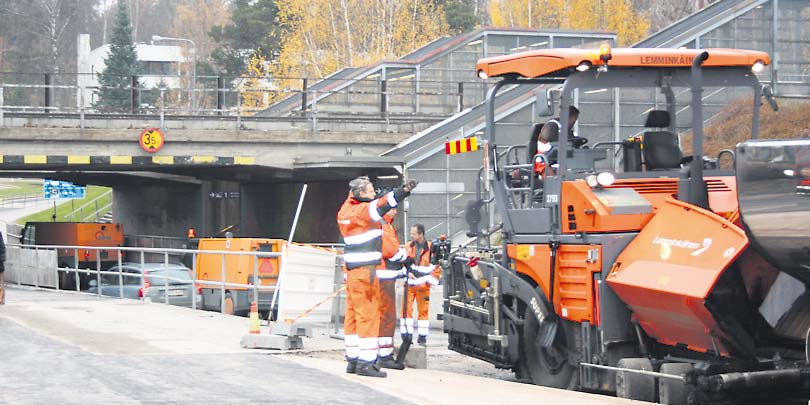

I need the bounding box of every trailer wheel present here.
[616,358,655,402]
[522,306,579,390]
[659,363,692,405]
[223,292,235,315]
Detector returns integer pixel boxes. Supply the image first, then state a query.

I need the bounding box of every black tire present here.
[616,358,656,402]
[522,305,580,390]
[659,363,693,405]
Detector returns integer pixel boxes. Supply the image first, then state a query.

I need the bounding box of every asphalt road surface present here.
[0,286,633,405]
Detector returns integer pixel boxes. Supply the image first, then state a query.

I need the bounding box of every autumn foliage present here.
[489,0,650,46]
[698,98,810,156]
[273,0,448,83]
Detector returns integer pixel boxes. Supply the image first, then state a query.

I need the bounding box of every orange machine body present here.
[605,198,749,356]
[559,177,739,234]
[508,243,602,324]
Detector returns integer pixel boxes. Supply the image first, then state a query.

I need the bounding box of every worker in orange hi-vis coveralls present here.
[401,223,441,346]
[376,209,407,370]
[338,176,416,378]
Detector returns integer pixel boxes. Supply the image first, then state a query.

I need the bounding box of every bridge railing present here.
[0,72,481,122]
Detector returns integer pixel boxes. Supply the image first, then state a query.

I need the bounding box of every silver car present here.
[88,263,200,308]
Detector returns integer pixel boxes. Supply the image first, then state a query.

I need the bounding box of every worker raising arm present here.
[337,176,417,378]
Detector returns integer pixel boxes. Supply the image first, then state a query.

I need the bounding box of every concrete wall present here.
[241,182,347,243]
[200,180,242,237]
[113,182,203,238]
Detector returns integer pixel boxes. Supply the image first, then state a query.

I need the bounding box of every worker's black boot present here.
[346,357,357,374]
[417,335,427,346]
[356,361,387,378]
[378,355,405,370]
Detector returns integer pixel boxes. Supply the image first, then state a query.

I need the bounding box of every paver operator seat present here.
[642,110,683,170]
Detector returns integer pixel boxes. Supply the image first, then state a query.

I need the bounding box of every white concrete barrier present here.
[5,246,58,288]
[276,244,338,325]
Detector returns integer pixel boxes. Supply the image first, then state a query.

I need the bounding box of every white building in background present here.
[76,34,188,108]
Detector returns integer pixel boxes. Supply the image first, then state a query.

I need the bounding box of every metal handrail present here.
[7,243,287,313]
[64,189,113,222]
[8,243,282,257]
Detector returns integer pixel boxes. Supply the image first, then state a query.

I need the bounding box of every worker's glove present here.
[403,179,418,193]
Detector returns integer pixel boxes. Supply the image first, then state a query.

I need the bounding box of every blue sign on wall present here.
[43,180,86,200]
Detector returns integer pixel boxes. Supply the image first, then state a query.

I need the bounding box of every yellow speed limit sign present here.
[139,128,165,153]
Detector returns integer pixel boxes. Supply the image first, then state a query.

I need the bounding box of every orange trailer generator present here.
[21,222,124,290]
[194,238,281,316]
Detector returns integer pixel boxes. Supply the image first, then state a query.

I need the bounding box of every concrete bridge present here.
[0,115,423,241]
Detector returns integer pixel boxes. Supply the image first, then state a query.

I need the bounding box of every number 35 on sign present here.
[139,128,165,153]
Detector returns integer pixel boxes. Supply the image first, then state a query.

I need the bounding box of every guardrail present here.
[5,243,281,314]
[0,193,42,208]
[64,189,113,222]
[0,73,481,127]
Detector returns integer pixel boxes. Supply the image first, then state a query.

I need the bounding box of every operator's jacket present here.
[337,189,405,270]
[406,240,441,289]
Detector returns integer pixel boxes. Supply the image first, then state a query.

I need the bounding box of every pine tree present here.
[95,1,140,112]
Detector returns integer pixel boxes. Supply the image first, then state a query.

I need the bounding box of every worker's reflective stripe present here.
[345,334,360,359]
[368,202,383,222]
[376,269,404,279]
[408,275,439,286]
[386,191,397,208]
[537,142,553,153]
[343,251,382,265]
[343,229,383,245]
[358,337,379,362]
[413,265,435,274]
[389,248,407,262]
[417,320,430,336]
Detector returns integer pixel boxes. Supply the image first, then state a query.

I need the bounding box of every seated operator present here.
[536,105,587,157]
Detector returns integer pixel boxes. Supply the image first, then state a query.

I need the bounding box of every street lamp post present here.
[152,35,196,113]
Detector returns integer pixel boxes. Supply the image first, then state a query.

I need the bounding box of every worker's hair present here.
[349,176,372,199]
[568,105,580,118]
[412,223,425,236]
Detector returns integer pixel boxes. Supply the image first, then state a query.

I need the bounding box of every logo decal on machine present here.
[530,297,545,322]
[652,236,713,258]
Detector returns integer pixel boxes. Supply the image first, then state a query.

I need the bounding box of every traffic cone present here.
[249,301,261,334]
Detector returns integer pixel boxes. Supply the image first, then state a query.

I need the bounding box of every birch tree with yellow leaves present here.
[273,0,449,84]
[489,0,650,46]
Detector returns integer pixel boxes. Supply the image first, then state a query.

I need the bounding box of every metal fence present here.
[0,193,43,209]
[5,243,280,314]
[0,73,478,119]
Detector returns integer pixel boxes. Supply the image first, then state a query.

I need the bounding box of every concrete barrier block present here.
[395,344,427,369]
[240,334,303,351]
[270,322,313,338]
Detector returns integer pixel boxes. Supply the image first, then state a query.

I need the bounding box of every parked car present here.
[88,263,200,308]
